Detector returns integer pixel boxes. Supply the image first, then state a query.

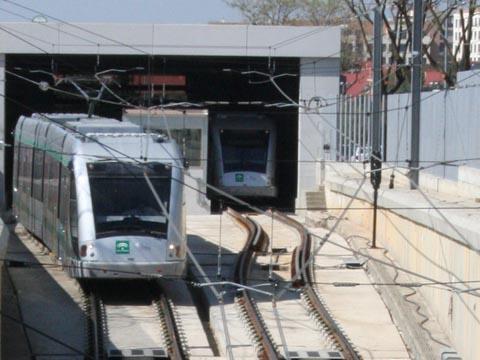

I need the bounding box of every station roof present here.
[0,22,340,58]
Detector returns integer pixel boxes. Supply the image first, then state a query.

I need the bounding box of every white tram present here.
[211,113,277,198]
[13,113,186,279]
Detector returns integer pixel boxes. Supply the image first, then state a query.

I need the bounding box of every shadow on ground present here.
[2,224,86,360]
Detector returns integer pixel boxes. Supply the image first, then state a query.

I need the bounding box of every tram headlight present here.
[80,243,94,257]
[168,243,185,258]
[168,243,176,258]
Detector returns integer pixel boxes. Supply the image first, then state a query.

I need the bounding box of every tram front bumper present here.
[73,259,186,279]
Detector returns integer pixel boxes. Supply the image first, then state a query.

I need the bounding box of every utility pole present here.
[370,7,383,249]
[409,0,423,189]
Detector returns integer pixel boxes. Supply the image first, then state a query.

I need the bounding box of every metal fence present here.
[336,94,385,162]
[335,84,480,180]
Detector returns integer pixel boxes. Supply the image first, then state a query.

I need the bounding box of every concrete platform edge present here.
[315,215,438,360]
[328,176,480,252]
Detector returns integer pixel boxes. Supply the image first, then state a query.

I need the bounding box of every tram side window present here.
[42,154,53,239]
[30,143,35,197]
[17,142,24,192]
[23,145,33,191]
[19,143,32,196]
[13,133,20,189]
[70,174,78,246]
[48,156,60,217]
[59,166,70,226]
[32,148,44,201]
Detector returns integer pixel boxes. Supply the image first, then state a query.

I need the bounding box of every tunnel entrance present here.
[4,54,299,211]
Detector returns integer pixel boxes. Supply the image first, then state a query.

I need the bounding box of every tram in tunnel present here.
[3,54,299,212]
[211,113,277,199]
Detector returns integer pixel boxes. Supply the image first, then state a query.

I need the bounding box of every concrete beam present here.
[0,23,341,58]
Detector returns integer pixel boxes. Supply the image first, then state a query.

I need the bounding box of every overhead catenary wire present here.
[1,5,478,300]
[0,6,100,46]
[1,0,472,99]
[3,90,480,296]
[6,64,480,264]
[2,89,241,354]
[311,232,480,297]
[9,140,480,169]
[0,0,441,102]
[1,4,478,356]
[5,123,480,360]
[2,0,151,55]
[5,255,480,290]
[1,245,475,359]
[1,243,480,358]
[5,24,480,124]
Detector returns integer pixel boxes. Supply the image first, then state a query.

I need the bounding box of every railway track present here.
[227,208,282,360]
[82,280,189,359]
[272,211,361,360]
[11,223,211,359]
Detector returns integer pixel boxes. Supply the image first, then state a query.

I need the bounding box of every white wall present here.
[297,57,339,208]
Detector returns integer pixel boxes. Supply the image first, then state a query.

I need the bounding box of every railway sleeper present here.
[301,288,361,359]
[235,291,282,359]
[155,295,190,359]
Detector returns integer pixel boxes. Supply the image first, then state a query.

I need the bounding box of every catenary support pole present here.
[371,7,383,248]
[409,0,423,189]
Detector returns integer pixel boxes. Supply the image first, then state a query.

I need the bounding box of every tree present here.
[298,0,351,25]
[343,0,480,90]
[224,0,303,25]
[225,0,349,25]
[226,0,480,90]
[224,0,359,70]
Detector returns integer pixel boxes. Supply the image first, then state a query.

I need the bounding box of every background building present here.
[452,8,480,63]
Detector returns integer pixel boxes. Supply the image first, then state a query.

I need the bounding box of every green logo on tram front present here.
[115,240,130,254]
[235,173,244,182]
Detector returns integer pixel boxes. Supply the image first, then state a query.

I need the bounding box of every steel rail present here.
[82,281,188,360]
[82,284,105,360]
[154,288,189,360]
[227,208,282,360]
[271,211,362,360]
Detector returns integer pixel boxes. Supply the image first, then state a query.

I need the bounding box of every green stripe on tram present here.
[18,136,71,167]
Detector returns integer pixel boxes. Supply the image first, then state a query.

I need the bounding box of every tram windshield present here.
[220,129,270,173]
[88,162,171,238]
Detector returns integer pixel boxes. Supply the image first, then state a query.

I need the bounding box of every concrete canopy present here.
[0,22,341,210]
[0,22,340,58]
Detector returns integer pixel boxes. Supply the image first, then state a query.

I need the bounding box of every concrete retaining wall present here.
[324,164,480,360]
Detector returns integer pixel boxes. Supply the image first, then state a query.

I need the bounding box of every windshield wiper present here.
[95,227,166,238]
[120,215,142,223]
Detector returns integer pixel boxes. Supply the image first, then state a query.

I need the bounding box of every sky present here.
[0,0,243,24]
